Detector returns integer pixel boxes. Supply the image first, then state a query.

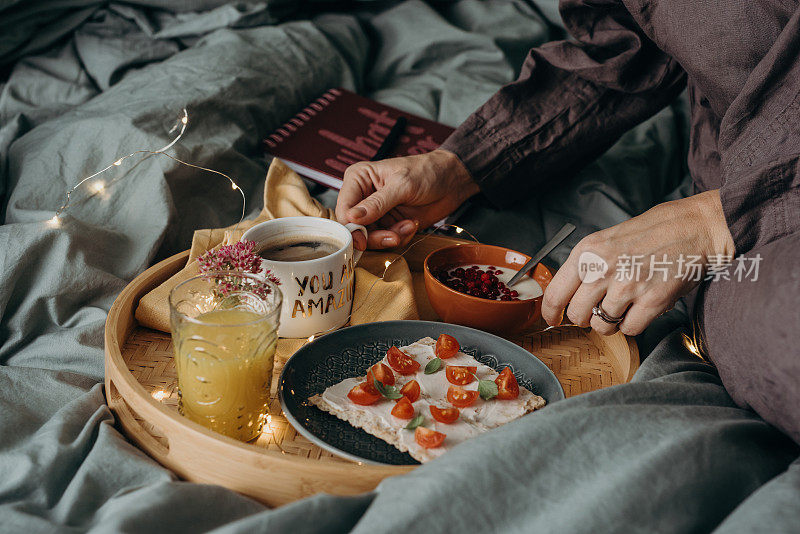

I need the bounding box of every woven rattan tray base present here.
[105,244,638,506]
[123,325,621,459]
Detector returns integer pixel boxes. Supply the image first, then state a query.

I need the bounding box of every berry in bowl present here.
[423,244,554,334]
[435,264,542,301]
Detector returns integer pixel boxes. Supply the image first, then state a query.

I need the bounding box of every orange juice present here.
[173,309,277,441]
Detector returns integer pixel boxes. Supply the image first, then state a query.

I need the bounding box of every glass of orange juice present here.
[169,271,281,441]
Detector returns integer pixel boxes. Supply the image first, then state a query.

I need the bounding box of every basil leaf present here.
[373,379,403,400]
[424,357,442,374]
[405,414,424,430]
[477,379,498,401]
[470,372,498,401]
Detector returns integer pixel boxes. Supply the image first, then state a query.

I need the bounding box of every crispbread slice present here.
[309,337,546,463]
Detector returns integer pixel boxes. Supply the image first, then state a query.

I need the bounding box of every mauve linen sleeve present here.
[440,0,686,206]
[717,8,800,255]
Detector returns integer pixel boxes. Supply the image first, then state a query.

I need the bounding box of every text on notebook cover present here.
[320,107,438,172]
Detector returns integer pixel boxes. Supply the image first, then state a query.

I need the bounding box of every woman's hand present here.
[542,190,735,336]
[335,149,479,250]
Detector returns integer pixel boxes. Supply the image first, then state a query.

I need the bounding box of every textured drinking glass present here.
[169,271,281,441]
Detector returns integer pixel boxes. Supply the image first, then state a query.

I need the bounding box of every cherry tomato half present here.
[430,405,460,424]
[367,362,395,386]
[390,396,415,419]
[445,365,477,386]
[415,427,446,449]
[387,346,421,375]
[435,334,460,359]
[495,367,520,400]
[446,386,479,408]
[347,381,381,406]
[399,380,421,403]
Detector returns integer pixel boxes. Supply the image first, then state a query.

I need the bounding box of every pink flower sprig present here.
[197,240,262,275]
[197,240,280,299]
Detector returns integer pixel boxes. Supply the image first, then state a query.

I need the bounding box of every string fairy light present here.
[51,109,187,220]
[143,226,486,449]
[259,409,290,454]
[292,222,587,344]
[684,335,701,356]
[147,223,592,452]
[48,108,246,231]
[166,223,570,448]
[298,224,481,346]
[683,332,706,360]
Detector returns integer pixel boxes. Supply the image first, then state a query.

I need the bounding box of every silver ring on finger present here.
[592,302,625,324]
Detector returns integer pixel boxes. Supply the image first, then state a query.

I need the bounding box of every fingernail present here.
[382,237,398,247]
[350,206,366,219]
[555,309,564,326]
[398,220,416,235]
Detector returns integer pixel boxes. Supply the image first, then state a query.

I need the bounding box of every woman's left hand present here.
[541,190,735,336]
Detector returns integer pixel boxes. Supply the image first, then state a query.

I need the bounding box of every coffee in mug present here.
[241,216,368,338]
[257,236,343,262]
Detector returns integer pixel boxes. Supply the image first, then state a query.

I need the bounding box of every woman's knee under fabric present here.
[700,231,800,443]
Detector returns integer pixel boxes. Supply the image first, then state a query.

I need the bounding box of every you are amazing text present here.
[320,107,438,173]
[291,257,355,319]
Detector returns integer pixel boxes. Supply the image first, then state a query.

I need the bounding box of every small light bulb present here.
[181,116,188,124]
[455,226,463,234]
[48,215,60,227]
[113,159,123,166]
[91,181,105,193]
[683,335,701,356]
[384,260,391,268]
[231,183,238,190]
[307,335,315,344]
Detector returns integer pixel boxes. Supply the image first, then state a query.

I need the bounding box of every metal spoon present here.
[506,223,576,287]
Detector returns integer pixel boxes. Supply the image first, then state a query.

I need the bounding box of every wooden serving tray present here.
[105,247,639,507]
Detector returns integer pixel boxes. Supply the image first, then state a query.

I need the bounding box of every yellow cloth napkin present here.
[134,159,419,358]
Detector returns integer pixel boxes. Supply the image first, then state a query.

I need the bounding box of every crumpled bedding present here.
[0,1,798,532]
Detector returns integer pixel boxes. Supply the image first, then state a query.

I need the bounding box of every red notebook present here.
[264,88,455,189]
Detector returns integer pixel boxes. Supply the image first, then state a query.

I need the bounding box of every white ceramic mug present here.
[241,216,367,338]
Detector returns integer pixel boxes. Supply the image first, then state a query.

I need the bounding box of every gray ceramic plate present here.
[278,320,564,465]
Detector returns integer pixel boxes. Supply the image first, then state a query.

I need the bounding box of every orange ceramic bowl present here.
[423,244,554,334]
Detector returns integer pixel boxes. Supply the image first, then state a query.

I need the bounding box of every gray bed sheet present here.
[0,1,798,532]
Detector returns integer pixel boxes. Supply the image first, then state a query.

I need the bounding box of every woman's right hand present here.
[335,149,479,250]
